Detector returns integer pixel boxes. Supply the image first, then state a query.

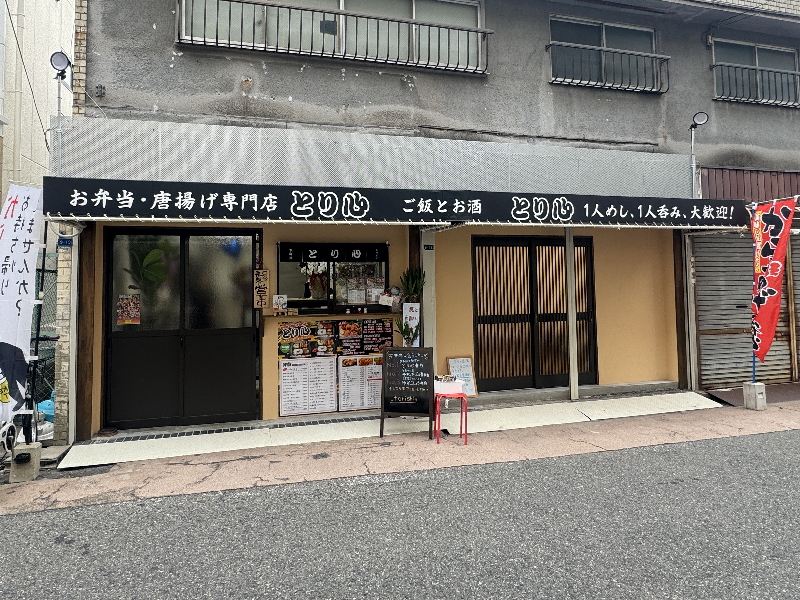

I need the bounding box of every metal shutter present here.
[692,233,792,388]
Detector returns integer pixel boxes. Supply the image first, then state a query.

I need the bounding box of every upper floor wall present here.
[2,0,75,196]
[80,0,800,171]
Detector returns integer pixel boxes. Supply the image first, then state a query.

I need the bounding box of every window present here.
[179,0,490,73]
[713,40,799,106]
[277,243,390,315]
[547,17,669,93]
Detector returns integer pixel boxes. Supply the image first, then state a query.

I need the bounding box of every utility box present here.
[743,381,767,411]
[9,442,42,483]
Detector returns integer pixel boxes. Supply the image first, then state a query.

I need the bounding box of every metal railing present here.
[176,0,493,74]
[546,42,670,94]
[712,63,800,107]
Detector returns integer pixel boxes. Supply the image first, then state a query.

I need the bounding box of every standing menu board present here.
[380,347,434,439]
[338,355,383,411]
[279,357,337,416]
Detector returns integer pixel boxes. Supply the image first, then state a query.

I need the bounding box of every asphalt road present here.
[2,430,800,600]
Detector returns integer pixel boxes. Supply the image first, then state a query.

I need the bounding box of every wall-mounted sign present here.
[253,269,269,309]
[279,242,388,263]
[43,176,750,228]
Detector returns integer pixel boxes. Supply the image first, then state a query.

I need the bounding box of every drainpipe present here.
[0,7,7,149]
[11,0,24,185]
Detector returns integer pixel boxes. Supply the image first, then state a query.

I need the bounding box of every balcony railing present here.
[546,42,670,94]
[176,0,493,74]
[712,63,800,107]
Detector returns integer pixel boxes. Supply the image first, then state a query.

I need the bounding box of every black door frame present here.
[103,226,261,429]
[472,235,598,392]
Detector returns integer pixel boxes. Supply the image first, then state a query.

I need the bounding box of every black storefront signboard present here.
[380,347,434,439]
[43,176,750,228]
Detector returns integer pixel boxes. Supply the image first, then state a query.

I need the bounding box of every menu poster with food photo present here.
[280,357,337,416]
[116,294,141,325]
[338,355,383,411]
[278,322,316,358]
[336,320,364,355]
[314,320,337,357]
[362,318,394,353]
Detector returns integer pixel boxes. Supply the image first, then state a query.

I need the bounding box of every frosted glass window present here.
[186,236,253,329]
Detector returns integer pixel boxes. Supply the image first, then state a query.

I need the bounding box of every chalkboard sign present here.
[380,347,434,439]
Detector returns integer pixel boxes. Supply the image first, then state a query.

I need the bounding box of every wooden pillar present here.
[408,226,421,270]
[75,222,96,441]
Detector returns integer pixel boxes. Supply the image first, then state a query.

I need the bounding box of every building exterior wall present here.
[434,225,679,386]
[0,0,75,442]
[592,227,678,384]
[79,0,800,171]
[2,0,75,193]
[51,0,800,434]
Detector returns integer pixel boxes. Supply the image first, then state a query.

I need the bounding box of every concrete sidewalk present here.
[3,399,800,515]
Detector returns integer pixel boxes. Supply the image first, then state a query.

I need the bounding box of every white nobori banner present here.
[0,185,43,423]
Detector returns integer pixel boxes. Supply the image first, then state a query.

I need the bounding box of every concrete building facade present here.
[43,0,800,440]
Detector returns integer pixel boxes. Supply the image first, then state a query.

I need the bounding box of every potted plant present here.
[395,317,420,348]
[399,267,425,303]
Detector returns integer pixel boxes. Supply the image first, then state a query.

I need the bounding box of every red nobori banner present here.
[751,197,798,362]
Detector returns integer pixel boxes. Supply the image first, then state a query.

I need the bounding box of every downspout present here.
[11,0,23,185]
[0,6,7,146]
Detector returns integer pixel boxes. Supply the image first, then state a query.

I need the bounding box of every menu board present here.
[447,356,478,397]
[362,318,394,353]
[380,347,434,438]
[381,347,434,416]
[277,319,397,417]
[336,320,364,355]
[314,321,337,357]
[338,355,383,411]
[278,322,316,358]
[279,357,337,416]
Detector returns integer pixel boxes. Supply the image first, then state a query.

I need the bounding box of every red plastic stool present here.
[433,393,469,445]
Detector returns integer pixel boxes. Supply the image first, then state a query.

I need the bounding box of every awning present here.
[43,176,750,228]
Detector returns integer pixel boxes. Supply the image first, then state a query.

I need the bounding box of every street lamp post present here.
[685,111,709,392]
[50,51,71,177]
[690,111,709,199]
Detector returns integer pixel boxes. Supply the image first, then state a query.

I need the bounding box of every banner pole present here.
[752,234,757,384]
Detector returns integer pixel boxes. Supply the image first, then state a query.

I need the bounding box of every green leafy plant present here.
[124,248,167,300]
[399,267,426,302]
[395,317,420,347]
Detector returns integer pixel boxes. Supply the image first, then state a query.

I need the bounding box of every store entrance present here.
[472,236,598,392]
[105,230,259,429]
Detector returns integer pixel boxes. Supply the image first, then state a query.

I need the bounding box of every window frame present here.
[711,37,800,106]
[177,0,488,73]
[549,15,655,54]
[547,14,667,93]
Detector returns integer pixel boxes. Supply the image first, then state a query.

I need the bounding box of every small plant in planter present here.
[400,268,426,303]
[395,317,420,347]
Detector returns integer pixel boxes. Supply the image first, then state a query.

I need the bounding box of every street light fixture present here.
[49,51,72,178]
[50,51,71,79]
[690,112,709,198]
